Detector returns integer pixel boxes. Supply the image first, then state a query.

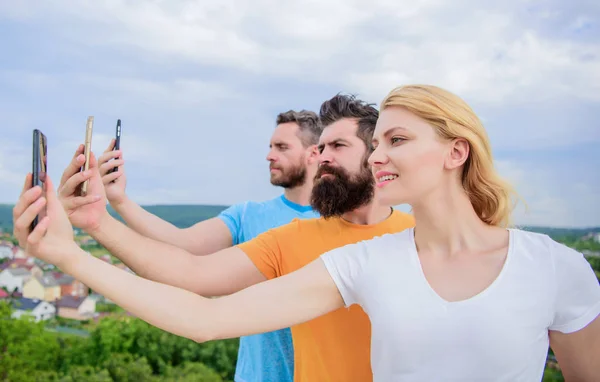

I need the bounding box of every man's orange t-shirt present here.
[237,209,415,382]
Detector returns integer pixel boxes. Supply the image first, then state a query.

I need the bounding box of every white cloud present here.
[0,0,598,228]
[3,1,598,103]
[2,1,598,144]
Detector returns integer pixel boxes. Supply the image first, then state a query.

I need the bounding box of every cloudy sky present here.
[0,0,598,228]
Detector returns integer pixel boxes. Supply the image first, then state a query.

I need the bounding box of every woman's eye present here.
[391,137,405,144]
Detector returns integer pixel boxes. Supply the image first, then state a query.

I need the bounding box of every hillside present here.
[0,203,229,231]
[1,203,599,238]
[107,204,229,228]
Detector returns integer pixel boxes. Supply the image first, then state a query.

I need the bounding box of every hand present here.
[98,138,127,206]
[13,174,80,269]
[57,145,106,232]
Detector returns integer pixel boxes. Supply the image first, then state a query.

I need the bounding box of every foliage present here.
[0,302,61,381]
[0,302,237,381]
[46,316,89,329]
[560,237,600,252]
[86,316,238,379]
[95,302,123,313]
[542,366,564,382]
[585,256,600,272]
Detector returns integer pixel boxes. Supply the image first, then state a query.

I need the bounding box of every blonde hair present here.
[380,84,519,228]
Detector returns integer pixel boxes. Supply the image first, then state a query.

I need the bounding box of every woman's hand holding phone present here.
[56,145,107,233]
[13,174,85,270]
[98,139,127,206]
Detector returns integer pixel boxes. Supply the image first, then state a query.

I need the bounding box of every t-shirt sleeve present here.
[320,240,371,308]
[237,225,288,280]
[549,240,600,333]
[217,202,247,245]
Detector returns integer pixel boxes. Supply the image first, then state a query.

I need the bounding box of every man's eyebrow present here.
[318,138,351,150]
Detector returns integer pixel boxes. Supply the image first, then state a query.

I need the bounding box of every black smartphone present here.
[31,129,48,232]
[108,119,121,175]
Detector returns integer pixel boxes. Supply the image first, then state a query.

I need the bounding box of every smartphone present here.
[31,129,48,232]
[108,119,121,175]
[77,116,94,196]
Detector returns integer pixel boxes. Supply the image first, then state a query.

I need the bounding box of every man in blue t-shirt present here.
[97,109,322,382]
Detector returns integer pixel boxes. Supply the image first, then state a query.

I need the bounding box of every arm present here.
[57,149,262,296]
[97,143,234,256]
[89,212,265,297]
[111,198,234,256]
[62,245,344,343]
[549,316,599,381]
[547,240,600,381]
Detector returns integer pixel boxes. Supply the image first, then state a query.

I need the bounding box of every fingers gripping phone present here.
[108,119,121,175]
[76,116,94,196]
[31,129,48,232]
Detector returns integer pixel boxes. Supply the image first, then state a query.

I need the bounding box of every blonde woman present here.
[13,84,599,381]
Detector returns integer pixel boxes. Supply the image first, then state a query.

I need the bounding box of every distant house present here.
[49,272,88,298]
[594,233,600,243]
[0,258,43,278]
[56,295,96,321]
[23,274,61,302]
[11,297,56,322]
[12,246,27,259]
[0,267,32,293]
[0,243,12,260]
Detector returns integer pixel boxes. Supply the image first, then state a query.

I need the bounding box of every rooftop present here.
[5,267,31,277]
[11,297,45,311]
[56,295,87,309]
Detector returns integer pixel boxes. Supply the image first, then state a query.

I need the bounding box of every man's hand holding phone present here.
[57,144,106,233]
[98,139,127,206]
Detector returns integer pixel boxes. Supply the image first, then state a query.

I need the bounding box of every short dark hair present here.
[319,93,379,149]
[276,110,322,147]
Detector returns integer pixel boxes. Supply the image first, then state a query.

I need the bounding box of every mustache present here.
[315,164,346,179]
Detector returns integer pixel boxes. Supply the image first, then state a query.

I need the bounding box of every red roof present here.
[0,289,8,298]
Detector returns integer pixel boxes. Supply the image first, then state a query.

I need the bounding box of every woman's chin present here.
[376,190,407,208]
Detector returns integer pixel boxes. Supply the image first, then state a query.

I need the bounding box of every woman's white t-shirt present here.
[321,228,600,381]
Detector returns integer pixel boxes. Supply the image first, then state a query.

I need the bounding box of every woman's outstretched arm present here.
[63,248,343,342]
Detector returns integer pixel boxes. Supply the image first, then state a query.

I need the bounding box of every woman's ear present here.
[446,138,469,170]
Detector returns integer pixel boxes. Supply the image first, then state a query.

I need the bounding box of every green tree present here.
[543,367,564,382]
[157,362,224,381]
[84,315,238,380]
[0,302,61,381]
[58,366,112,382]
[102,353,154,382]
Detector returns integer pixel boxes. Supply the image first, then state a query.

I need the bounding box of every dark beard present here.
[310,163,375,218]
[270,163,306,189]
